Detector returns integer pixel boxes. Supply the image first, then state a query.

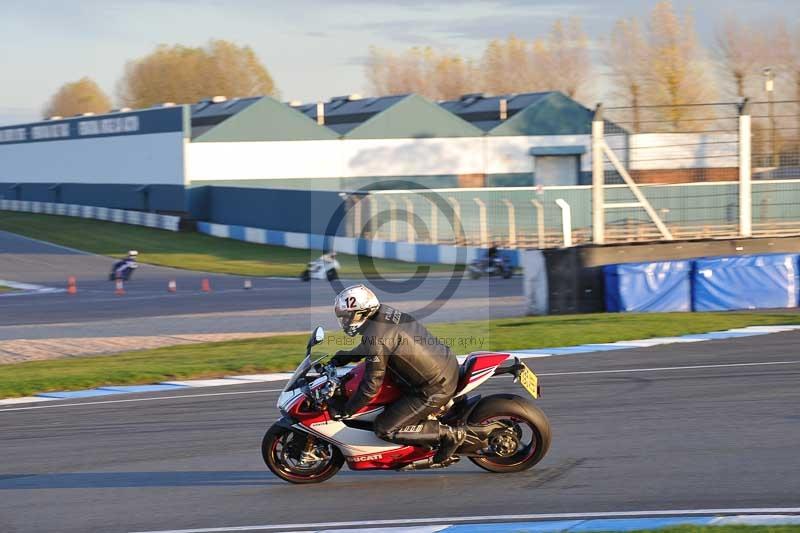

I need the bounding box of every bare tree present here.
[715,16,765,98]
[646,0,715,127]
[366,17,591,100]
[117,39,277,108]
[605,18,650,131]
[366,46,476,100]
[543,17,592,99]
[43,77,111,118]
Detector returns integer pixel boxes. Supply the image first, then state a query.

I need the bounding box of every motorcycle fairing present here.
[455,352,511,396]
[279,351,509,469]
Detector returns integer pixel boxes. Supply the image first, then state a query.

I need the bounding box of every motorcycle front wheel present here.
[262,425,344,484]
[467,394,551,473]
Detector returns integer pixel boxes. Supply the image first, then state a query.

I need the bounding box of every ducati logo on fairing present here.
[347,453,384,463]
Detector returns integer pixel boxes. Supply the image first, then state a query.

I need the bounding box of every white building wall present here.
[628,133,738,170]
[185,135,595,183]
[0,132,186,185]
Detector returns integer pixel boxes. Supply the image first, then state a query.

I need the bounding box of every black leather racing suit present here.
[332,304,460,447]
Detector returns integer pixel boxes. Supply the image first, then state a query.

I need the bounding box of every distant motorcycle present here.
[110,251,139,281]
[300,253,340,282]
[468,256,513,280]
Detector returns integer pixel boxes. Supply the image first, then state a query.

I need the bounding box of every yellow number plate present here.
[518,363,539,399]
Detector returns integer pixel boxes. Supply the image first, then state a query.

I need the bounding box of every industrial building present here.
[0,91,741,240]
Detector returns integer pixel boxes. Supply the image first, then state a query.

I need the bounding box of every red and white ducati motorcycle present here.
[262,326,551,484]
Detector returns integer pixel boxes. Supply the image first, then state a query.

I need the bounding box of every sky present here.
[1,0,798,126]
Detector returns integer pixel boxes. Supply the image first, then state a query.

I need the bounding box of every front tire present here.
[262,425,343,484]
[326,268,338,281]
[467,394,551,473]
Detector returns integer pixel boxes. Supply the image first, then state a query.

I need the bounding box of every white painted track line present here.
[127,508,800,533]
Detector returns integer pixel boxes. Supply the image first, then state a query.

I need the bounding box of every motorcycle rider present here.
[486,242,499,265]
[329,284,466,464]
[111,250,139,281]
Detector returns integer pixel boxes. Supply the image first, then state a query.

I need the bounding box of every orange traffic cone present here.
[115,279,125,296]
[201,278,211,292]
[168,280,177,293]
[243,279,252,290]
[67,276,77,295]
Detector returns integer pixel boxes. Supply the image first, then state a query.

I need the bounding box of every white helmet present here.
[128,250,139,257]
[334,284,380,337]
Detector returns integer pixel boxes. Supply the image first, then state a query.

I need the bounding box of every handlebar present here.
[306,362,342,408]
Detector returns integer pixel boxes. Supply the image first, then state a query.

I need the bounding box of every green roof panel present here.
[193,96,338,142]
[488,92,593,136]
[344,94,484,139]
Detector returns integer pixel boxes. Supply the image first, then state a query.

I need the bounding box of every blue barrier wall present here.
[0,183,186,212]
[604,260,692,312]
[693,254,798,311]
[195,186,348,235]
[605,254,799,312]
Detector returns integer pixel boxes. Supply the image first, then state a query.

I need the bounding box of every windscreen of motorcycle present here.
[282,355,312,393]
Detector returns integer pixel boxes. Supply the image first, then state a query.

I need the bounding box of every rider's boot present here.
[433,423,466,464]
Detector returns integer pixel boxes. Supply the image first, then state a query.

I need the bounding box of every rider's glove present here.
[327,396,349,421]
[331,351,357,367]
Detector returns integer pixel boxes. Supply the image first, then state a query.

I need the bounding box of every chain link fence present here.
[338,101,800,249]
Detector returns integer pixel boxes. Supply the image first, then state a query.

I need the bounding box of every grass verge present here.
[0,285,18,294]
[1,311,799,398]
[0,211,456,277]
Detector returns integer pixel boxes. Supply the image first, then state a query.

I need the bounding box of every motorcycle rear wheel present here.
[467,394,551,473]
[262,425,344,484]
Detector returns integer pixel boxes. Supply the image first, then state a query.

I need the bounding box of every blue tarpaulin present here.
[604,260,692,312]
[692,254,799,311]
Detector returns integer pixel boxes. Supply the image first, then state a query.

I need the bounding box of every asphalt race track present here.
[2,332,799,533]
[0,230,522,330]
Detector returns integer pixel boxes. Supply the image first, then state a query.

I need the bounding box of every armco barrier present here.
[0,199,180,231]
[197,221,520,266]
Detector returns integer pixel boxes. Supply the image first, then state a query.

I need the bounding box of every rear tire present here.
[467,394,551,473]
[262,425,343,484]
[502,268,512,279]
[300,270,310,282]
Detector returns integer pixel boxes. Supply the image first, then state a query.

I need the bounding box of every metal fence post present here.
[403,197,415,243]
[353,195,362,238]
[386,197,397,241]
[447,197,462,245]
[739,99,752,237]
[369,195,379,239]
[555,198,573,247]
[592,103,605,244]
[531,199,545,249]
[501,199,516,248]
[430,198,438,244]
[473,197,489,247]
